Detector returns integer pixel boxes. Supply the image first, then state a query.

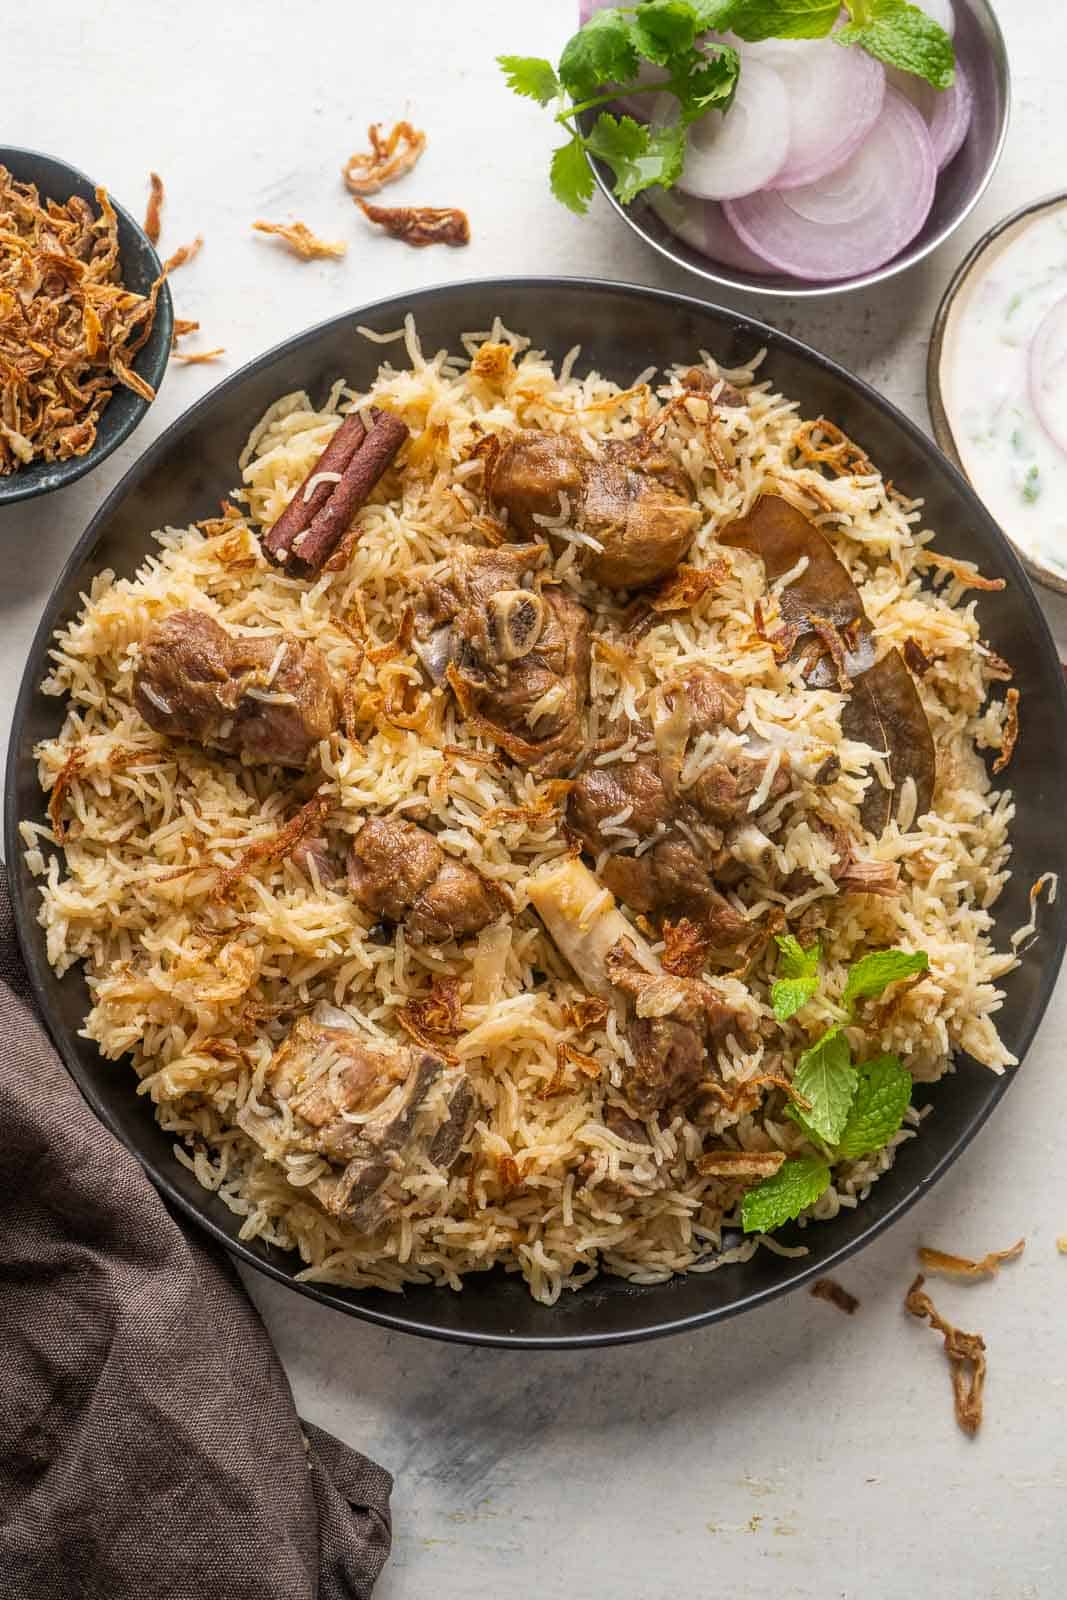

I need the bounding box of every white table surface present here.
[6,4,1067,1595]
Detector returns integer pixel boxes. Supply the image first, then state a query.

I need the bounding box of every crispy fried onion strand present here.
[343,121,427,195]
[905,1274,987,1436]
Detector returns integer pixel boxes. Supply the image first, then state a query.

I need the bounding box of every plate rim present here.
[7,273,1067,1348]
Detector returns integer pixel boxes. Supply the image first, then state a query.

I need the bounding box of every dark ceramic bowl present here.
[586,0,1010,299]
[6,278,1066,1348]
[0,147,173,506]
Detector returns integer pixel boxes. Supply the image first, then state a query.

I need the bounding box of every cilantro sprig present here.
[740,938,928,1232]
[499,0,954,216]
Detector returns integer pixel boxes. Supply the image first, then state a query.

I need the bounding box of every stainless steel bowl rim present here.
[585,0,1011,300]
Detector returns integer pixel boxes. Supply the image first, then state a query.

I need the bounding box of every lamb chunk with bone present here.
[413,542,590,778]
[527,857,758,1115]
[133,608,337,768]
[236,1006,475,1229]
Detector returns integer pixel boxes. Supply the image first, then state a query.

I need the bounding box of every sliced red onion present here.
[647,187,777,275]
[724,88,936,281]
[889,59,973,170]
[1029,296,1067,457]
[731,34,886,191]
[652,61,788,201]
[917,0,955,36]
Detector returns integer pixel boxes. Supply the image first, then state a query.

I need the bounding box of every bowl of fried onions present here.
[0,147,173,505]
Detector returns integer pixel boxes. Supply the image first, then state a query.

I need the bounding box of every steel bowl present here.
[7,277,1066,1348]
[585,0,1010,299]
[928,190,1067,596]
[0,147,173,507]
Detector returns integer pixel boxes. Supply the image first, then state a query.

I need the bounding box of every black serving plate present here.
[0,147,173,506]
[7,278,1066,1348]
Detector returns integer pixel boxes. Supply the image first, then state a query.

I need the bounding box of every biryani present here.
[23,317,1022,1303]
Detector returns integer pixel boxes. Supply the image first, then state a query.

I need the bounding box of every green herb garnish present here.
[741,941,926,1230]
[841,948,929,1016]
[836,1053,913,1159]
[499,0,954,215]
[788,1026,858,1146]
[770,933,821,1021]
[1022,464,1041,505]
[741,1154,831,1233]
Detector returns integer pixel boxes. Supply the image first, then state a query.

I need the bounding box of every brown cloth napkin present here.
[0,871,392,1600]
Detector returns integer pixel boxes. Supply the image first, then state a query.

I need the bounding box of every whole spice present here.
[262,408,409,573]
[356,200,470,248]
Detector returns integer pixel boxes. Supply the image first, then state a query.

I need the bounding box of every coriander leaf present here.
[771,934,821,1022]
[727,0,839,41]
[837,1,955,90]
[670,44,740,120]
[559,9,640,99]
[842,948,928,1015]
[497,55,561,107]
[631,0,700,64]
[585,113,686,204]
[836,1053,913,1160]
[788,1026,858,1146]
[741,1155,831,1232]
[550,136,597,215]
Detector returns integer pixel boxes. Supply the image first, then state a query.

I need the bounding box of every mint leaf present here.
[727,0,839,41]
[772,977,820,1022]
[837,1053,913,1159]
[498,55,561,107]
[632,0,700,64]
[559,9,640,98]
[771,934,820,1021]
[775,933,820,981]
[838,1,955,89]
[842,948,928,1015]
[550,136,596,215]
[688,0,742,24]
[788,1026,858,1146]
[741,1155,831,1232]
[585,113,686,203]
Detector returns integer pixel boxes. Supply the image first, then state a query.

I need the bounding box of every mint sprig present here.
[836,1,955,91]
[499,0,955,216]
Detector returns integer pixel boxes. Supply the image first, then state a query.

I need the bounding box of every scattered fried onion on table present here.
[917,1237,1025,1280]
[356,200,470,248]
[0,165,166,472]
[905,1275,987,1436]
[143,171,164,244]
[252,220,346,261]
[172,347,225,365]
[811,1277,860,1314]
[343,121,426,195]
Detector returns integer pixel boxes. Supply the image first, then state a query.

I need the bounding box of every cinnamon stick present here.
[285,409,409,573]
[262,411,369,562]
